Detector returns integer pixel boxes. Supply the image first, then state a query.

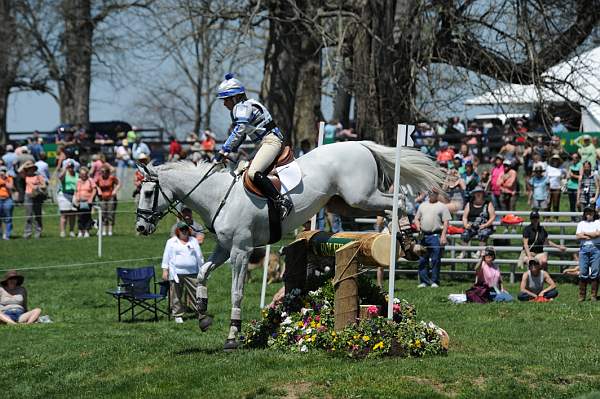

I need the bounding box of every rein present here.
[136,163,219,228]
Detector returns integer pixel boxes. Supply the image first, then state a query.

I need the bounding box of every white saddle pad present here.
[276,161,302,194]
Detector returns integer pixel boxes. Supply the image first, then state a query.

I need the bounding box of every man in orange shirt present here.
[19,160,46,239]
[436,142,455,166]
[0,166,14,240]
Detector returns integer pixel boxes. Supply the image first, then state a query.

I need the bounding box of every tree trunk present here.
[333,72,352,128]
[292,38,321,147]
[0,0,18,144]
[60,0,93,125]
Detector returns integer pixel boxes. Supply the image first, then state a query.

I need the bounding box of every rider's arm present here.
[222,103,253,153]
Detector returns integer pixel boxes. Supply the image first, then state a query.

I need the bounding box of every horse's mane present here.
[151,160,229,175]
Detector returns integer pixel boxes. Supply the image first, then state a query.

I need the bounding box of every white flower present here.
[301,308,309,315]
[285,327,293,334]
[281,312,287,318]
[393,297,401,304]
[300,344,308,352]
[305,328,312,334]
[281,316,292,326]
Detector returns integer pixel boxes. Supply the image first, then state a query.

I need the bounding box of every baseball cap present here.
[530,210,540,219]
[176,221,190,229]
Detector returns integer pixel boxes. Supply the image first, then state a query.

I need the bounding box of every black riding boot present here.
[253,171,293,220]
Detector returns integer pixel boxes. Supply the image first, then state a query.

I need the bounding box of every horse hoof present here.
[198,315,213,332]
[223,338,238,351]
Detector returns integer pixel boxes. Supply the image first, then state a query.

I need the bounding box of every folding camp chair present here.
[106,266,170,322]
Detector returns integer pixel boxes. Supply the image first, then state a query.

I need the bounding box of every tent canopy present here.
[465,46,600,131]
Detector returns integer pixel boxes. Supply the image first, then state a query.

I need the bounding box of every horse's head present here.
[135,162,169,235]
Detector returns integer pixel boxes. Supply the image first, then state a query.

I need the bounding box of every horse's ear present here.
[136,161,152,177]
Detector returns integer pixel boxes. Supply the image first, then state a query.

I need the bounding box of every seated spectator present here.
[518,259,558,301]
[459,187,495,259]
[420,137,436,158]
[170,207,205,244]
[469,247,512,302]
[451,154,465,174]
[161,221,204,323]
[73,166,97,238]
[449,116,465,134]
[436,142,454,165]
[577,161,599,210]
[0,165,14,240]
[465,122,481,147]
[527,163,549,210]
[0,270,41,325]
[519,211,566,269]
[575,207,600,301]
[458,143,474,164]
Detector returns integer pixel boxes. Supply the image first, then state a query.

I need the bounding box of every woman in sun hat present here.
[0,270,41,325]
[20,160,46,239]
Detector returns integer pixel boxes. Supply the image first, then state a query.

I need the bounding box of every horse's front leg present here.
[224,245,251,351]
[196,243,230,331]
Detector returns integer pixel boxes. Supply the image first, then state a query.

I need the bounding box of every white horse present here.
[135,141,442,349]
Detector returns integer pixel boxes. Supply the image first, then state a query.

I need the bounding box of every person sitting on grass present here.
[161,221,204,324]
[459,186,495,259]
[519,210,566,270]
[518,259,558,301]
[475,247,512,301]
[0,270,41,325]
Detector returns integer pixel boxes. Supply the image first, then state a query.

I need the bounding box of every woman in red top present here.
[95,164,121,236]
[74,166,97,238]
[168,136,182,161]
[19,160,46,239]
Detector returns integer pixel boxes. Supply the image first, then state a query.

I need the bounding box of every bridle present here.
[136,163,219,228]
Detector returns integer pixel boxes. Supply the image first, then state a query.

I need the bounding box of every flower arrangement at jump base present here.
[241,278,449,359]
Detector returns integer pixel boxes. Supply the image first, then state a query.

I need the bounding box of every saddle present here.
[243,146,295,197]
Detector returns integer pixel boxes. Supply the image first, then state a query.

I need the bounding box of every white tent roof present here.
[465,46,600,131]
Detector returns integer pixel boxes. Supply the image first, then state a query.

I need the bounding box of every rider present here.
[214,73,293,219]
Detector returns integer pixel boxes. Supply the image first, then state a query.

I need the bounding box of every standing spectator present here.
[461,161,480,201]
[127,127,138,149]
[575,207,600,301]
[527,163,549,210]
[465,123,481,153]
[28,135,43,161]
[1,144,16,177]
[490,155,505,211]
[96,164,121,237]
[567,152,582,217]
[14,147,35,204]
[436,142,455,165]
[35,152,50,182]
[499,136,517,163]
[114,140,131,182]
[548,135,569,160]
[0,166,14,240]
[575,134,596,168]
[133,153,149,197]
[73,167,97,238]
[54,146,66,174]
[57,160,78,238]
[551,116,568,134]
[89,153,105,181]
[20,160,46,239]
[519,211,566,270]
[161,221,204,323]
[414,190,450,288]
[532,136,548,161]
[518,259,559,301]
[459,187,495,259]
[201,130,216,155]
[323,120,339,145]
[546,155,565,214]
[0,270,42,325]
[168,135,182,161]
[132,136,151,161]
[577,161,599,210]
[499,159,518,211]
[170,207,205,244]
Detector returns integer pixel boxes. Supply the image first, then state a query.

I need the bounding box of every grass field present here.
[2,201,600,398]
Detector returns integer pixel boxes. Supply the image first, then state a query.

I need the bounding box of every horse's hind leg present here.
[196,243,230,331]
[347,190,397,213]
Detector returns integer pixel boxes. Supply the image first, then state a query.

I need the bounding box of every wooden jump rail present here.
[285,231,400,331]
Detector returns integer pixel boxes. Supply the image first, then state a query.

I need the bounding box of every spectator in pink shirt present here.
[73,167,97,238]
[490,155,505,212]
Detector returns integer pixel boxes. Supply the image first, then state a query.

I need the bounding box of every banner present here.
[555,131,600,153]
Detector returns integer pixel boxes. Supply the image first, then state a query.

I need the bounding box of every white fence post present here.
[259,245,271,308]
[310,121,326,230]
[387,125,404,319]
[96,206,103,258]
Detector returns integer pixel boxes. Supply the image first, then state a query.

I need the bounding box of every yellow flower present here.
[373,341,384,350]
[297,321,304,328]
[331,331,336,337]
[362,336,370,342]
[353,334,360,339]
[414,339,422,348]
[310,321,317,328]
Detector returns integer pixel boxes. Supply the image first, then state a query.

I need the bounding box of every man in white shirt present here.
[575,206,600,301]
[35,153,50,181]
[132,136,151,161]
[161,221,204,323]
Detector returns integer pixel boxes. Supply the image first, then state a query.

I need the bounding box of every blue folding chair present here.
[106,266,170,322]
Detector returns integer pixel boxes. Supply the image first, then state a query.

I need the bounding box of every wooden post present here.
[334,241,360,331]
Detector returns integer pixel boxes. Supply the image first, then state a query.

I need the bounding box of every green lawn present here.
[2,202,600,398]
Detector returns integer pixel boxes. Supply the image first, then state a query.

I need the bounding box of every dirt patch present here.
[281,382,312,399]
[403,376,457,398]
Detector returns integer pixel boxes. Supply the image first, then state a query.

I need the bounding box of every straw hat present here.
[1,270,24,287]
[18,160,37,173]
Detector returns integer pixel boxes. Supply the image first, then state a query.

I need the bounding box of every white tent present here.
[465,46,600,131]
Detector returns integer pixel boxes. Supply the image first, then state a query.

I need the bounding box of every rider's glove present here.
[214,150,228,163]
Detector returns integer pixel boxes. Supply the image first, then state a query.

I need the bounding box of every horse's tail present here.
[359,141,443,193]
